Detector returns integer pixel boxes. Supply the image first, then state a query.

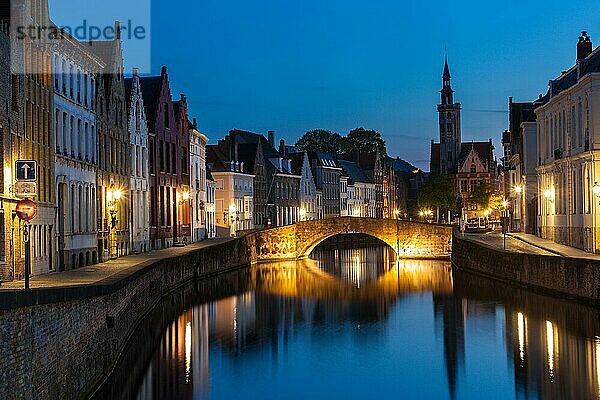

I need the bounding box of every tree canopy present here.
[294,127,387,156]
[469,181,493,209]
[294,129,347,155]
[417,174,455,212]
[346,128,387,156]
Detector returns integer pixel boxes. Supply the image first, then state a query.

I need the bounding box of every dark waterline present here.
[97,241,600,400]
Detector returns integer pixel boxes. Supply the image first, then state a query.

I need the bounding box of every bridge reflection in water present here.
[96,238,600,400]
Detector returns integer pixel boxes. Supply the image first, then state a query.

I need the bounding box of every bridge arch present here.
[301,231,397,258]
[294,217,452,259]
[247,217,453,263]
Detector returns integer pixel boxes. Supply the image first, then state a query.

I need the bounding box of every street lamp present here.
[299,208,307,221]
[107,188,122,259]
[229,205,238,237]
[176,191,191,246]
[514,185,523,194]
[501,199,509,250]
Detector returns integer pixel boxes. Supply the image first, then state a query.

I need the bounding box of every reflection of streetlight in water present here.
[185,321,192,384]
[546,321,557,380]
[517,312,526,363]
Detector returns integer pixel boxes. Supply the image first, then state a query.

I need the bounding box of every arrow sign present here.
[15,160,37,182]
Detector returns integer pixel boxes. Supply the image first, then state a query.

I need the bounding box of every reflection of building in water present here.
[210,293,257,354]
[505,310,600,400]
[192,305,210,397]
[136,306,214,400]
[433,294,466,400]
[140,309,194,400]
[310,245,395,288]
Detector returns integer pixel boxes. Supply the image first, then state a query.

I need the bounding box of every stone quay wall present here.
[452,232,600,305]
[0,238,252,400]
[0,218,451,400]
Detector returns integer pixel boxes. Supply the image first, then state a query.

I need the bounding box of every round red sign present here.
[15,199,38,221]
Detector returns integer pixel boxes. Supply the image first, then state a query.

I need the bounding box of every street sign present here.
[15,199,38,221]
[15,160,37,182]
[14,181,37,198]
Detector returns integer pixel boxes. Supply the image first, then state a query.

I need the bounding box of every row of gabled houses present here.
[205,128,421,237]
[0,1,218,280]
[0,0,423,282]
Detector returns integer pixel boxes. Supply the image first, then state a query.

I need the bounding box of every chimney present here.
[192,118,198,129]
[132,67,139,76]
[230,130,238,162]
[577,31,593,60]
[268,130,275,147]
[161,65,168,76]
[279,139,286,155]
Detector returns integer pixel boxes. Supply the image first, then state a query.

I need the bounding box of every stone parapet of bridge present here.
[241,217,453,262]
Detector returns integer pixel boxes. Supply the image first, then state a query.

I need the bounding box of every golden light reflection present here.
[251,259,453,301]
[185,321,192,384]
[546,320,557,379]
[517,312,526,363]
[351,250,362,289]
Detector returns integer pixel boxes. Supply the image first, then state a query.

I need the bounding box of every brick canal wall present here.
[0,219,451,400]
[452,232,600,305]
[0,238,252,400]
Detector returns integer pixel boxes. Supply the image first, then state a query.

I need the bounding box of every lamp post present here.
[107,188,122,260]
[502,199,509,250]
[176,191,190,246]
[229,205,237,237]
[299,208,307,221]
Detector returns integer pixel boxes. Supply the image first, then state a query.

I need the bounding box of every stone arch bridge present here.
[241,217,453,263]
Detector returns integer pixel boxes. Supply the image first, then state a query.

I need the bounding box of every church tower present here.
[437,57,462,174]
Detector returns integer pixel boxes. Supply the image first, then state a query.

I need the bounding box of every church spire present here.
[441,56,454,105]
[443,56,451,81]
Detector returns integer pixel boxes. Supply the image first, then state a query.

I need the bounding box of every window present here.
[470,164,476,173]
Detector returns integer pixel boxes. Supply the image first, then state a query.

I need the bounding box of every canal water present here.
[98,236,600,400]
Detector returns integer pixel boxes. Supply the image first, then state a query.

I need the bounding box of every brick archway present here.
[247,217,453,262]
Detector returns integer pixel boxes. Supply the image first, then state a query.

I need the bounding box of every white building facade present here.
[294,152,318,221]
[536,33,600,252]
[206,173,216,238]
[126,69,150,254]
[190,123,209,242]
[53,38,102,270]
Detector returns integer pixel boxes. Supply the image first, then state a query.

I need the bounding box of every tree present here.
[469,181,493,209]
[417,174,455,220]
[346,127,387,156]
[295,129,347,155]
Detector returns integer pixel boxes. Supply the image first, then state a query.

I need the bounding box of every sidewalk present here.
[507,232,600,260]
[0,238,232,291]
[463,231,556,256]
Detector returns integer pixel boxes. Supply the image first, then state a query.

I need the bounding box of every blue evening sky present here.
[50,0,600,170]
